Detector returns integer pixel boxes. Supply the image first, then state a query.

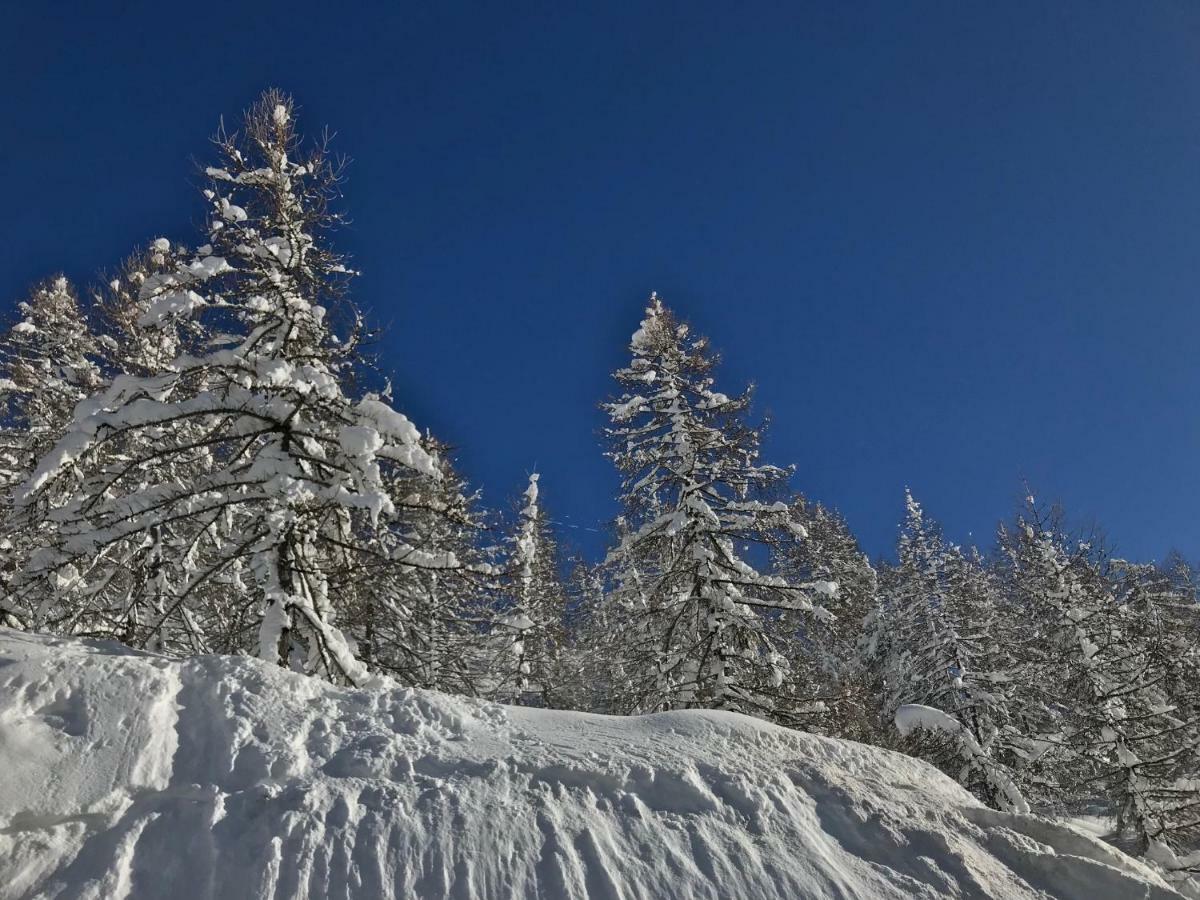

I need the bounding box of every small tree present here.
[487,473,569,706]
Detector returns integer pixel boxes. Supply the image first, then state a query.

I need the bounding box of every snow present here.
[811,579,839,598]
[338,424,384,458]
[629,293,664,351]
[355,398,436,476]
[522,471,539,510]
[895,703,965,740]
[0,631,1182,899]
[607,394,647,420]
[137,288,207,326]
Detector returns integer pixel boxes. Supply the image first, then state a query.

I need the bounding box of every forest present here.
[1,90,1197,876]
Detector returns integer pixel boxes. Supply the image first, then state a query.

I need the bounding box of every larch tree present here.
[17,91,437,684]
[880,491,1027,811]
[599,295,834,725]
[557,558,609,712]
[1108,560,1200,866]
[488,473,568,706]
[1004,505,1200,860]
[876,491,960,718]
[773,496,882,741]
[999,507,1111,806]
[0,277,103,627]
[93,240,200,379]
[352,434,491,694]
[0,277,103,474]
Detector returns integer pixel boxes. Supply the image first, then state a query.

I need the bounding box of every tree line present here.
[1,91,1197,879]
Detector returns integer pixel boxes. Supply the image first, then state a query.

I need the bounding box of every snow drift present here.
[0,630,1181,900]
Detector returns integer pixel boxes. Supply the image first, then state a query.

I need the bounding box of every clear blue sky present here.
[2,1,1198,562]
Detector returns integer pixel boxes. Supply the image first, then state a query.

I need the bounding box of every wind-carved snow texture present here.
[0,631,1182,900]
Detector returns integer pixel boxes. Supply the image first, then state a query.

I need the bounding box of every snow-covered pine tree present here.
[943,543,1031,810]
[555,557,608,711]
[998,506,1107,800]
[0,277,103,475]
[1001,503,1200,857]
[599,295,833,724]
[350,434,491,694]
[487,473,568,706]
[17,91,437,684]
[568,516,648,714]
[32,240,239,652]
[880,491,1026,811]
[1108,560,1200,866]
[1160,550,1198,605]
[0,277,103,627]
[591,504,676,705]
[772,496,882,741]
[876,491,961,718]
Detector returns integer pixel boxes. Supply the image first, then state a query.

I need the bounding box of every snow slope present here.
[0,630,1181,900]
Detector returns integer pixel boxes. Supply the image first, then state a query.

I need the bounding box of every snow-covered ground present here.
[0,630,1182,899]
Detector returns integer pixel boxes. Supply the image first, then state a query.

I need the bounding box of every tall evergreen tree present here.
[0,277,103,627]
[880,491,1027,811]
[1109,560,1200,864]
[1003,505,1200,859]
[347,434,489,694]
[17,92,438,683]
[487,473,569,706]
[0,277,102,475]
[599,295,832,724]
[773,496,881,740]
[558,558,609,712]
[93,240,198,379]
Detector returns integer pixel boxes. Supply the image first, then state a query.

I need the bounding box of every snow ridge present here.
[0,631,1181,899]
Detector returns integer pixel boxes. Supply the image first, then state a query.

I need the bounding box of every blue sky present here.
[2,2,1198,562]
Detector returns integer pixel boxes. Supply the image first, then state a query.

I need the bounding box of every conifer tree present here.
[1003,505,1200,858]
[17,92,437,683]
[881,491,1026,811]
[351,435,491,694]
[557,558,608,711]
[1109,560,1200,863]
[488,473,568,706]
[599,295,832,724]
[0,277,102,474]
[877,492,961,717]
[773,496,881,740]
[0,277,102,627]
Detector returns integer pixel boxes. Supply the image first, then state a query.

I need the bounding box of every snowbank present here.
[0,630,1181,899]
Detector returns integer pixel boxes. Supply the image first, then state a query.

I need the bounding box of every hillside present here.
[0,630,1181,899]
